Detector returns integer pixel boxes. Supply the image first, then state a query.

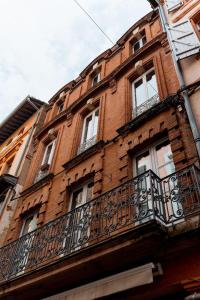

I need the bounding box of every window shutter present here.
[169,19,200,60]
[167,0,183,12]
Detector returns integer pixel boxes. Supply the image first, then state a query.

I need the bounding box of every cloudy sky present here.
[0,0,151,123]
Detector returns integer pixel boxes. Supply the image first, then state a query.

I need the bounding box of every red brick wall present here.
[4,11,198,244]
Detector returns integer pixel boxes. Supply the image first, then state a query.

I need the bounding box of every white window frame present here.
[20,211,38,237]
[92,73,101,87]
[62,180,94,253]
[133,138,174,177]
[14,211,38,276]
[133,139,180,225]
[41,140,56,167]
[80,107,99,145]
[132,68,159,116]
[69,180,94,211]
[35,140,56,183]
[133,35,147,53]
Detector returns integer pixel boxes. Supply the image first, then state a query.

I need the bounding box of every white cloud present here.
[0,0,151,122]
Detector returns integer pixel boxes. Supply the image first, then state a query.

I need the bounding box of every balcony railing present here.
[77,135,96,154]
[0,165,200,282]
[34,169,49,183]
[134,94,160,117]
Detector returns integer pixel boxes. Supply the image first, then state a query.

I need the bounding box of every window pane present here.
[72,189,84,209]
[134,79,146,106]
[21,215,37,235]
[156,141,175,178]
[58,103,64,114]
[146,71,158,99]
[43,143,53,165]
[142,35,147,45]
[83,115,93,141]
[93,110,99,137]
[92,73,100,86]
[136,151,151,175]
[133,41,140,52]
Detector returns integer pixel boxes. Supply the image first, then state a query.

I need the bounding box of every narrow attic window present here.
[92,72,101,87]
[57,102,64,114]
[133,34,147,53]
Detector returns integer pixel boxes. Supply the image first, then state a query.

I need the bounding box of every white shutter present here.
[169,19,200,60]
[167,0,183,12]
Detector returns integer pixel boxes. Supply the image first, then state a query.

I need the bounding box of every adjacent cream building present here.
[0,97,45,245]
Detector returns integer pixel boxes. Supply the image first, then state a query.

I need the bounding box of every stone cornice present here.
[63,140,105,171]
[36,33,167,140]
[117,95,181,136]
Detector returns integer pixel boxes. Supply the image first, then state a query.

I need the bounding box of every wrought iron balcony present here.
[0,165,200,283]
[77,135,97,154]
[34,169,49,183]
[134,94,160,117]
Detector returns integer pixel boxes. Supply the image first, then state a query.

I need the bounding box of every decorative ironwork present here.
[134,94,160,117]
[0,166,200,282]
[162,165,200,222]
[117,95,180,136]
[77,136,97,154]
[34,169,49,183]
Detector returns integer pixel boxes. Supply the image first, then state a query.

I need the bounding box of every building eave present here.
[0,96,45,145]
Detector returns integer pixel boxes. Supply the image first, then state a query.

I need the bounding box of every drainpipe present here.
[155,0,200,159]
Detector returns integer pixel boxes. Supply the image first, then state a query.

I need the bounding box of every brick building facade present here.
[0,3,200,299]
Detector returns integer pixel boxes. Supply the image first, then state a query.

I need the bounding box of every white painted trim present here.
[80,107,99,145]
[132,34,146,53]
[20,211,38,237]
[41,140,56,166]
[133,137,171,177]
[132,68,158,113]
[69,180,94,211]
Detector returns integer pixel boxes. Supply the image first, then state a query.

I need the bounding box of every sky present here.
[0,0,151,123]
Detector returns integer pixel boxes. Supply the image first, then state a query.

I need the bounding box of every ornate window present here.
[133,139,175,222]
[78,108,99,154]
[134,140,175,178]
[63,181,94,251]
[20,211,38,236]
[35,140,56,182]
[132,69,159,117]
[70,181,94,211]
